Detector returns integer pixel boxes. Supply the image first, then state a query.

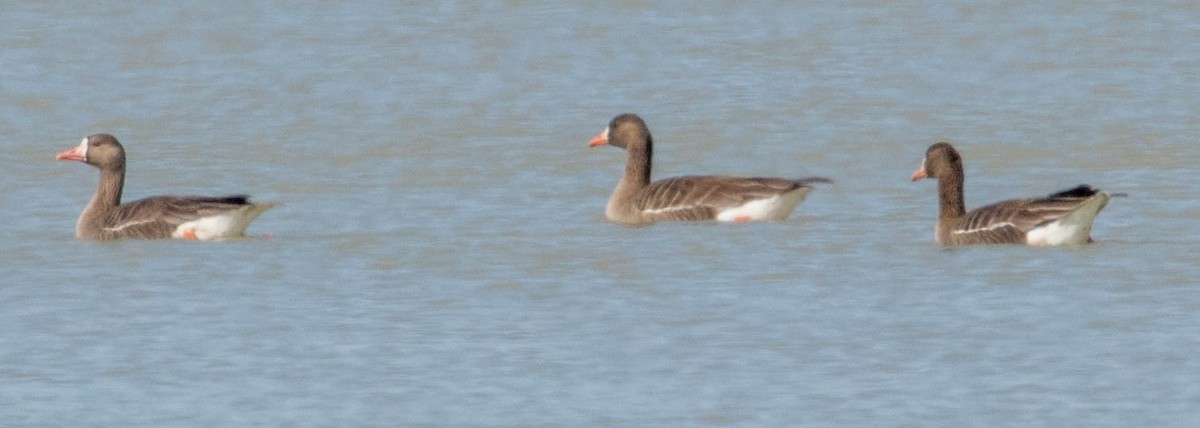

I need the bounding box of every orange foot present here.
[181,229,198,240]
[734,215,751,222]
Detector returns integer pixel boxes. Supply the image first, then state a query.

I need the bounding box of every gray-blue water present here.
[3,2,1199,426]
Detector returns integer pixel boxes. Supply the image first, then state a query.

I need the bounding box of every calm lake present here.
[2,2,1198,426]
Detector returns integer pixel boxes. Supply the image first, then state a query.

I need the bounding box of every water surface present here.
[2,2,1198,426]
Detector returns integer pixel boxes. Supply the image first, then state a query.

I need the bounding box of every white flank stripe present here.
[642,205,703,215]
[952,222,1014,235]
[103,219,156,232]
[1024,206,1069,213]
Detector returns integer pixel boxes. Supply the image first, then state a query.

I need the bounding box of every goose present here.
[911,142,1109,246]
[56,134,275,241]
[589,113,830,225]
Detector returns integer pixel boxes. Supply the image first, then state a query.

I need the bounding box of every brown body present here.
[57,134,274,240]
[590,114,829,225]
[911,142,1109,246]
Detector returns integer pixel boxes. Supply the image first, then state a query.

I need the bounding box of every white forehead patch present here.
[79,137,89,159]
[602,127,609,140]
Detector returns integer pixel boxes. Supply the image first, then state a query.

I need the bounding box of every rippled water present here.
[3,2,1199,426]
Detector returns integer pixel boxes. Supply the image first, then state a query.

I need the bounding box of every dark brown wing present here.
[632,176,829,222]
[949,185,1102,244]
[101,195,253,239]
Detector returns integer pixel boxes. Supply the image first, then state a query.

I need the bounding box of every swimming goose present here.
[589,113,830,225]
[911,142,1109,246]
[56,134,275,241]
